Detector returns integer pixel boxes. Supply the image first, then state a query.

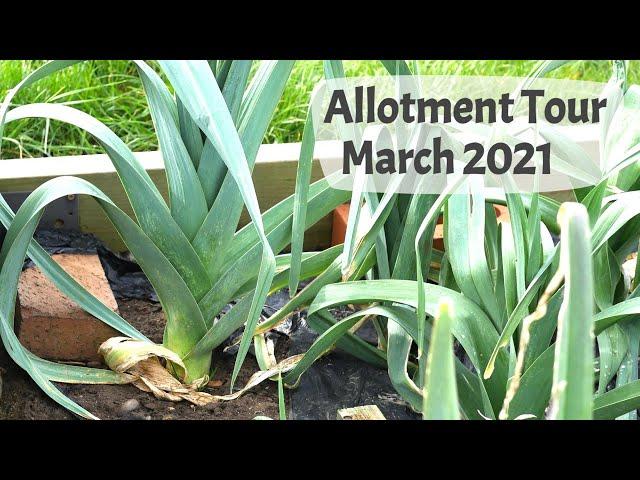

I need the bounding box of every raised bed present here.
[0,128,599,250]
[0,128,602,420]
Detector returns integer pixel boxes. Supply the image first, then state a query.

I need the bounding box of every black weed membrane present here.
[261,289,419,420]
[286,320,419,420]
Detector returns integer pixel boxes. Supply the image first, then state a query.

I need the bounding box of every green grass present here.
[0,61,155,158]
[1,60,638,159]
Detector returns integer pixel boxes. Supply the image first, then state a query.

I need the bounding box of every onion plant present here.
[0,60,348,418]
[262,60,640,419]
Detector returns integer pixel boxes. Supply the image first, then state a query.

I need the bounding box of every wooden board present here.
[0,127,601,251]
[0,144,330,252]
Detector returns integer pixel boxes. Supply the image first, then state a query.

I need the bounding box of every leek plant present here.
[0,60,349,418]
[262,60,640,419]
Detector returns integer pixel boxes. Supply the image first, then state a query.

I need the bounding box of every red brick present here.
[331,204,350,247]
[15,253,119,363]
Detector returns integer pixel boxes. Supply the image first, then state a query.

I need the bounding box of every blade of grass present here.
[197,60,252,207]
[177,97,203,169]
[549,203,594,420]
[134,60,208,240]
[596,324,628,395]
[288,112,315,297]
[191,61,294,277]
[277,371,286,420]
[593,379,640,419]
[422,300,460,420]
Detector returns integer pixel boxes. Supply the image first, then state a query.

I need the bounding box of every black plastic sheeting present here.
[262,290,419,420]
[98,246,159,302]
[28,229,101,257]
[26,229,419,419]
[286,322,420,420]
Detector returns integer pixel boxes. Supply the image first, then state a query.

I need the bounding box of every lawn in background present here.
[1,60,637,159]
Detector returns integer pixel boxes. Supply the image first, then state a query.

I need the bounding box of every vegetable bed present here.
[2,59,640,421]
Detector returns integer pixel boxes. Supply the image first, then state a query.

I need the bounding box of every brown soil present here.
[0,299,282,420]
